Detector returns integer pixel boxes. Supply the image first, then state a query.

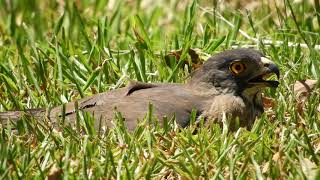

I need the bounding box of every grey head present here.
[189,48,280,95]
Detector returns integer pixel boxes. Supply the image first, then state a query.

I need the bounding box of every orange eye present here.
[229,62,246,75]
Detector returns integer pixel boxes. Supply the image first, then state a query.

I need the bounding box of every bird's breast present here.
[200,94,258,129]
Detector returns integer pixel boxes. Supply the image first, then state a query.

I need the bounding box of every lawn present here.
[0,0,319,179]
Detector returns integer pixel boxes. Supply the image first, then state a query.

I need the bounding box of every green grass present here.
[0,0,320,179]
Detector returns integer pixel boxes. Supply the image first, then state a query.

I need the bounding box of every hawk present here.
[0,48,280,131]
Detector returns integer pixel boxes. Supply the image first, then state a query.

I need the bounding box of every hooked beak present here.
[248,57,280,88]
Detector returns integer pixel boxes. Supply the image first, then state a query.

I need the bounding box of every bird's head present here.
[189,48,280,127]
[190,48,280,97]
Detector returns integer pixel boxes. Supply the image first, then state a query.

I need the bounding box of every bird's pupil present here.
[235,64,242,71]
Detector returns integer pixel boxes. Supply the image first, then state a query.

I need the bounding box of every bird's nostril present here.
[264,63,270,67]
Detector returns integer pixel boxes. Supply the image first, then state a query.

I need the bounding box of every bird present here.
[0,48,280,131]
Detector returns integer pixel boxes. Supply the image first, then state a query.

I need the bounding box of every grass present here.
[0,0,320,179]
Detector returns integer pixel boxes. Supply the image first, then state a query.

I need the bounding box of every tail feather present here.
[0,108,46,126]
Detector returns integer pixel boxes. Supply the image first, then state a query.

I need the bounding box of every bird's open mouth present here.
[248,57,280,88]
[249,72,279,88]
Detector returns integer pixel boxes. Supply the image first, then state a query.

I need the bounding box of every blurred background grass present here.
[0,0,319,179]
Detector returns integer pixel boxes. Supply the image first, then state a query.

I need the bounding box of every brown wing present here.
[0,82,163,128]
[48,82,206,130]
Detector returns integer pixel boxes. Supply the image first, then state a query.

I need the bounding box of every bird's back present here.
[46,82,206,130]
